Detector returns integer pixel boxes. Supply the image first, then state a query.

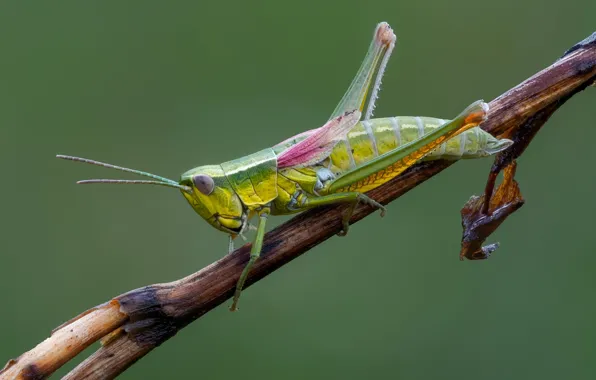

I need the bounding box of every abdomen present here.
[325,117,509,176]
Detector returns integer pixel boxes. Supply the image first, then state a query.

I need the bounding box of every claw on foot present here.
[357,194,386,217]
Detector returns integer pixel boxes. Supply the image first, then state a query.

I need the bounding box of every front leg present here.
[228,223,259,254]
[230,208,270,312]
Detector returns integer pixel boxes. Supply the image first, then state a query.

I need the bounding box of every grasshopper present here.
[57,22,512,311]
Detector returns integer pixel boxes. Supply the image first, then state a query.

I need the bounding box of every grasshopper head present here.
[179,165,246,234]
[56,155,246,235]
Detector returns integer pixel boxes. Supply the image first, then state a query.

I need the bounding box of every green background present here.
[2,1,595,379]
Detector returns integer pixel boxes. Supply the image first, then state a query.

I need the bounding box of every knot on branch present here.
[116,286,180,348]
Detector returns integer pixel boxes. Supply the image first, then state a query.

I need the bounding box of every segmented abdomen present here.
[326,117,503,176]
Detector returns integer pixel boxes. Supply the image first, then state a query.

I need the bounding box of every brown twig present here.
[1,32,594,380]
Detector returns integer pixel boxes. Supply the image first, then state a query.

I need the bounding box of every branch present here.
[2,32,594,380]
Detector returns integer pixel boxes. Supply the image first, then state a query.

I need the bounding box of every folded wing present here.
[277,110,361,169]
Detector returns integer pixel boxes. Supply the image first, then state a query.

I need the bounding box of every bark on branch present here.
[2,32,594,380]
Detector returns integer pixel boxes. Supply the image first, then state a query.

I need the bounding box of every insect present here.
[57,22,512,311]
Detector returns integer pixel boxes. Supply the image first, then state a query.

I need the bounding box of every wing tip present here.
[374,22,397,47]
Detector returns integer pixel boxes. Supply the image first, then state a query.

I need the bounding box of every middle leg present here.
[299,192,386,236]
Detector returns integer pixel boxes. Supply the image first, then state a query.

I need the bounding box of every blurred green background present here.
[2,1,595,379]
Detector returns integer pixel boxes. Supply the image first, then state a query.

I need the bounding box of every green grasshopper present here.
[57,22,512,311]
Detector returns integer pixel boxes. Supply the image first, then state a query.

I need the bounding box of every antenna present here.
[56,155,192,193]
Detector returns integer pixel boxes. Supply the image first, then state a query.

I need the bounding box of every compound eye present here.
[193,174,215,195]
